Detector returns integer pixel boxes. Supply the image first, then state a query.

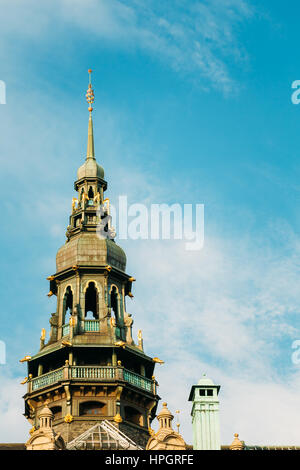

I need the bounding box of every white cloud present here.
[1,22,299,446]
[62,0,253,93]
[0,370,31,442]
[121,220,300,445]
[0,0,254,93]
[1,113,300,446]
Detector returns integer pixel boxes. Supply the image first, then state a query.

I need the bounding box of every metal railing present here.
[62,324,70,336]
[71,366,115,380]
[30,365,155,394]
[123,369,153,393]
[84,320,100,332]
[32,367,64,391]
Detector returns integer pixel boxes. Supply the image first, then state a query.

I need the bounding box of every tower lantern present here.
[188,374,221,450]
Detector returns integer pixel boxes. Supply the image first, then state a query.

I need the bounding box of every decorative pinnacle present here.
[175,410,180,432]
[86,69,94,113]
[86,69,95,159]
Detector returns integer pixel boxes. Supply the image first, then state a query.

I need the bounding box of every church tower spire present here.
[86,69,95,160]
[22,71,160,449]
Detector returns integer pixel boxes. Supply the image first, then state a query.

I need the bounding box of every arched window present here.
[88,186,94,199]
[80,188,84,202]
[124,406,143,426]
[79,401,106,416]
[63,286,73,324]
[85,282,98,319]
[110,286,124,340]
[110,286,119,321]
[50,406,62,420]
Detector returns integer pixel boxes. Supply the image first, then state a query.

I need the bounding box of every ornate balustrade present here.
[61,320,122,336]
[71,366,115,380]
[31,367,64,391]
[123,369,153,393]
[83,320,100,332]
[29,365,155,394]
[62,324,70,337]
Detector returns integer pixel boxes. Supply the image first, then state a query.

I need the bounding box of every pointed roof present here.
[67,420,142,450]
[38,404,53,420]
[86,69,95,160]
[87,113,95,160]
[77,69,105,180]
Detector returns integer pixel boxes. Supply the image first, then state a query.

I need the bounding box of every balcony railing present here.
[83,320,100,332]
[60,320,123,337]
[30,365,155,394]
[123,369,153,393]
[71,366,115,380]
[32,367,64,391]
[62,324,70,336]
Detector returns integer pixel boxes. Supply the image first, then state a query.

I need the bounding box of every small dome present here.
[198,374,215,386]
[106,239,127,271]
[157,403,173,419]
[77,158,104,180]
[56,234,126,273]
[39,405,53,418]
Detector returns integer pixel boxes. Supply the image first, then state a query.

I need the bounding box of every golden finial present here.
[229,433,245,451]
[86,69,94,113]
[175,410,180,433]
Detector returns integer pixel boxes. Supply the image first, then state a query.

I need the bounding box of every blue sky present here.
[1,0,300,445]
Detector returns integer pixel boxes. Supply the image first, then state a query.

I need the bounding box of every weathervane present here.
[86,69,94,113]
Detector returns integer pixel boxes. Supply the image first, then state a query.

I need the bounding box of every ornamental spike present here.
[86,69,95,159]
